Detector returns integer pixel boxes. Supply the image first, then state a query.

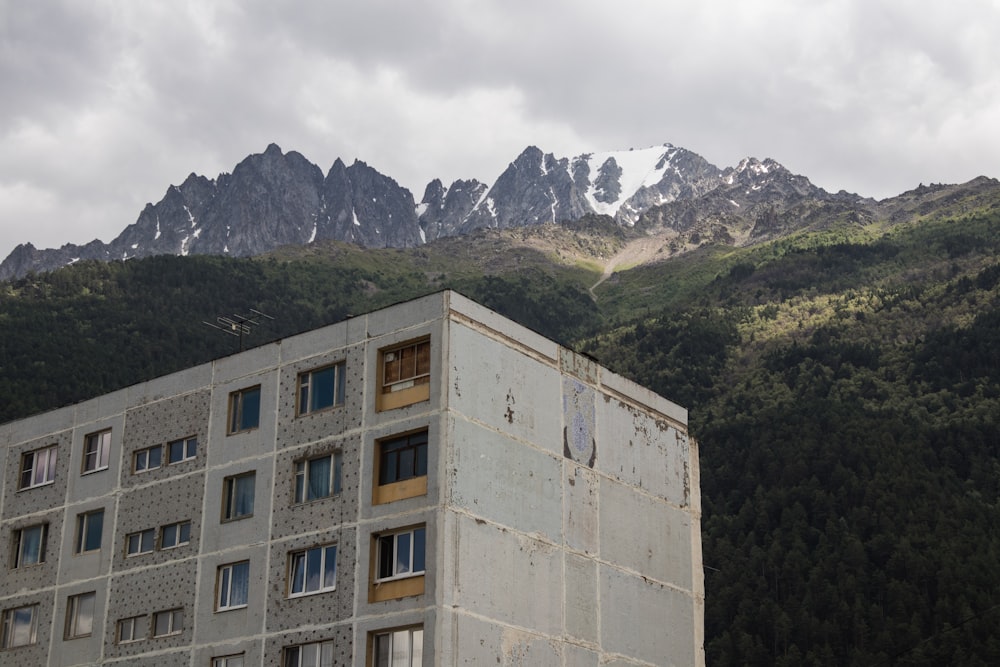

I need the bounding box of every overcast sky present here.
[2,0,999,259]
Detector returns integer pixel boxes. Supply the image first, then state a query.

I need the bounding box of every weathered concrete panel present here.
[3,430,72,521]
[596,397,691,507]
[207,371,279,466]
[67,415,125,504]
[564,552,598,645]
[264,527,356,632]
[600,367,687,427]
[599,476,693,591]
[275,345,364,449]
[104,560,197,660]
[448,418,562,543]
[600,565,697,667]
[119,390,210,490]
[262,623,353,667]
[447,291,560,361]
[200,457,273,555]
[193,544,268,643]
[450,513,562,636]
[113,472,204,572]
[50,579,108,666]
[437,610,562,666]
[270,434,360,541]
[447,322,562,455]
[0,591,53,667]
[0,508,64,598]
[563,463,599,555]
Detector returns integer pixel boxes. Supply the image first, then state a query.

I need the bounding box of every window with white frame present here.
[217,561,249,610]
[283,640,334,667]
[223,472,256,521]
[298,362,346,415]
[65,591,96,639]
[75,509,104,554]
[375,526,426,582]
[134,445,162,473]
[82,430,111,473]
[372,626,423,667]
[160,521,191,549]
[19,445,57,489]
[11,523,47,567]
[117,615,144,643]
[1,604,38,648]
[212,654,245,667]
[288,544,337,597]
[126,528,155,556]
[167,436,197,464]
[293,453,342,503]
[151,608,182,637]
[228,386,261,434]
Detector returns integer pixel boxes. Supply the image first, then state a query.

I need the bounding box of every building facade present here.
[0,291,704,666]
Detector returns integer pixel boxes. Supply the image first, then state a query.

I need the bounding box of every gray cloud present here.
[1,0,998,259]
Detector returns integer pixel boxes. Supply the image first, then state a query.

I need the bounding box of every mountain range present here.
[0,141,904,281]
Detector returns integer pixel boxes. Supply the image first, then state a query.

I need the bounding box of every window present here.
[11,524,47,567]
[117,615,144,643]
[65,592,96,639]
[378,432,428,486]
[217,561,249,610]
[19,445,57,489]
[229,386,261,434]
[223,472,256,521]
[152,608,182,637]
[160,521,191,549]
[75,509,104,554]
[298,362,346,415]
[82,430,111,473]
[283,640,334,667]
[167,436,197,464]
[288,545,337,597]
[373,627,423,667]
[376,527,426,582]
[126,528,155,556]
[294,453,342,503]
[1,604,38,648]
[213,655,245,667]
[382,340,430,395]
[134,445,162,473]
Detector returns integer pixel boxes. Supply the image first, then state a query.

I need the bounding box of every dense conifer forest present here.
[2,205,999,665]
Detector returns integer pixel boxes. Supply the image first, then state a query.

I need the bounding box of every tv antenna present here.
[203,309,275,352]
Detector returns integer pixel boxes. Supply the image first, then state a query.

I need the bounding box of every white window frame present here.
[217,561,250,611]
[19,445,57,490]
[117,615,144,643]
[11,523,47,567]
[375,526,426,583]
[151,608,182,637]
[283,640,335,667]
[65,591,96,639]
[126,528,156,557]
[75,509,104,554]
[1,604,38,648]
[373,626,424,667]
[293,452,342,503]
[82,430,111,473]
[167,436,197,464]
[159,521,191,550]
[213,655,245,667]
[288,544,337,597]
[223,472,256,521]
[297,362,346,416]
[133,445,162,473]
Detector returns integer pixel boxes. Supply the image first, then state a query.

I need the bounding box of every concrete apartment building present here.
[0,290,704,666]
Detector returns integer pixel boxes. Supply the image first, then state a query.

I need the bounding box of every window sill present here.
[369,573,425,603]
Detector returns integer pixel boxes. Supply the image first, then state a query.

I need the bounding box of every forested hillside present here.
[2,205,999,665]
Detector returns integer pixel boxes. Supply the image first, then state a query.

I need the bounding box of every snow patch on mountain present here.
[579,145,678,216]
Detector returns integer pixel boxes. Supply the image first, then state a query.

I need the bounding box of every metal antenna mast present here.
[203,309,275,352]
